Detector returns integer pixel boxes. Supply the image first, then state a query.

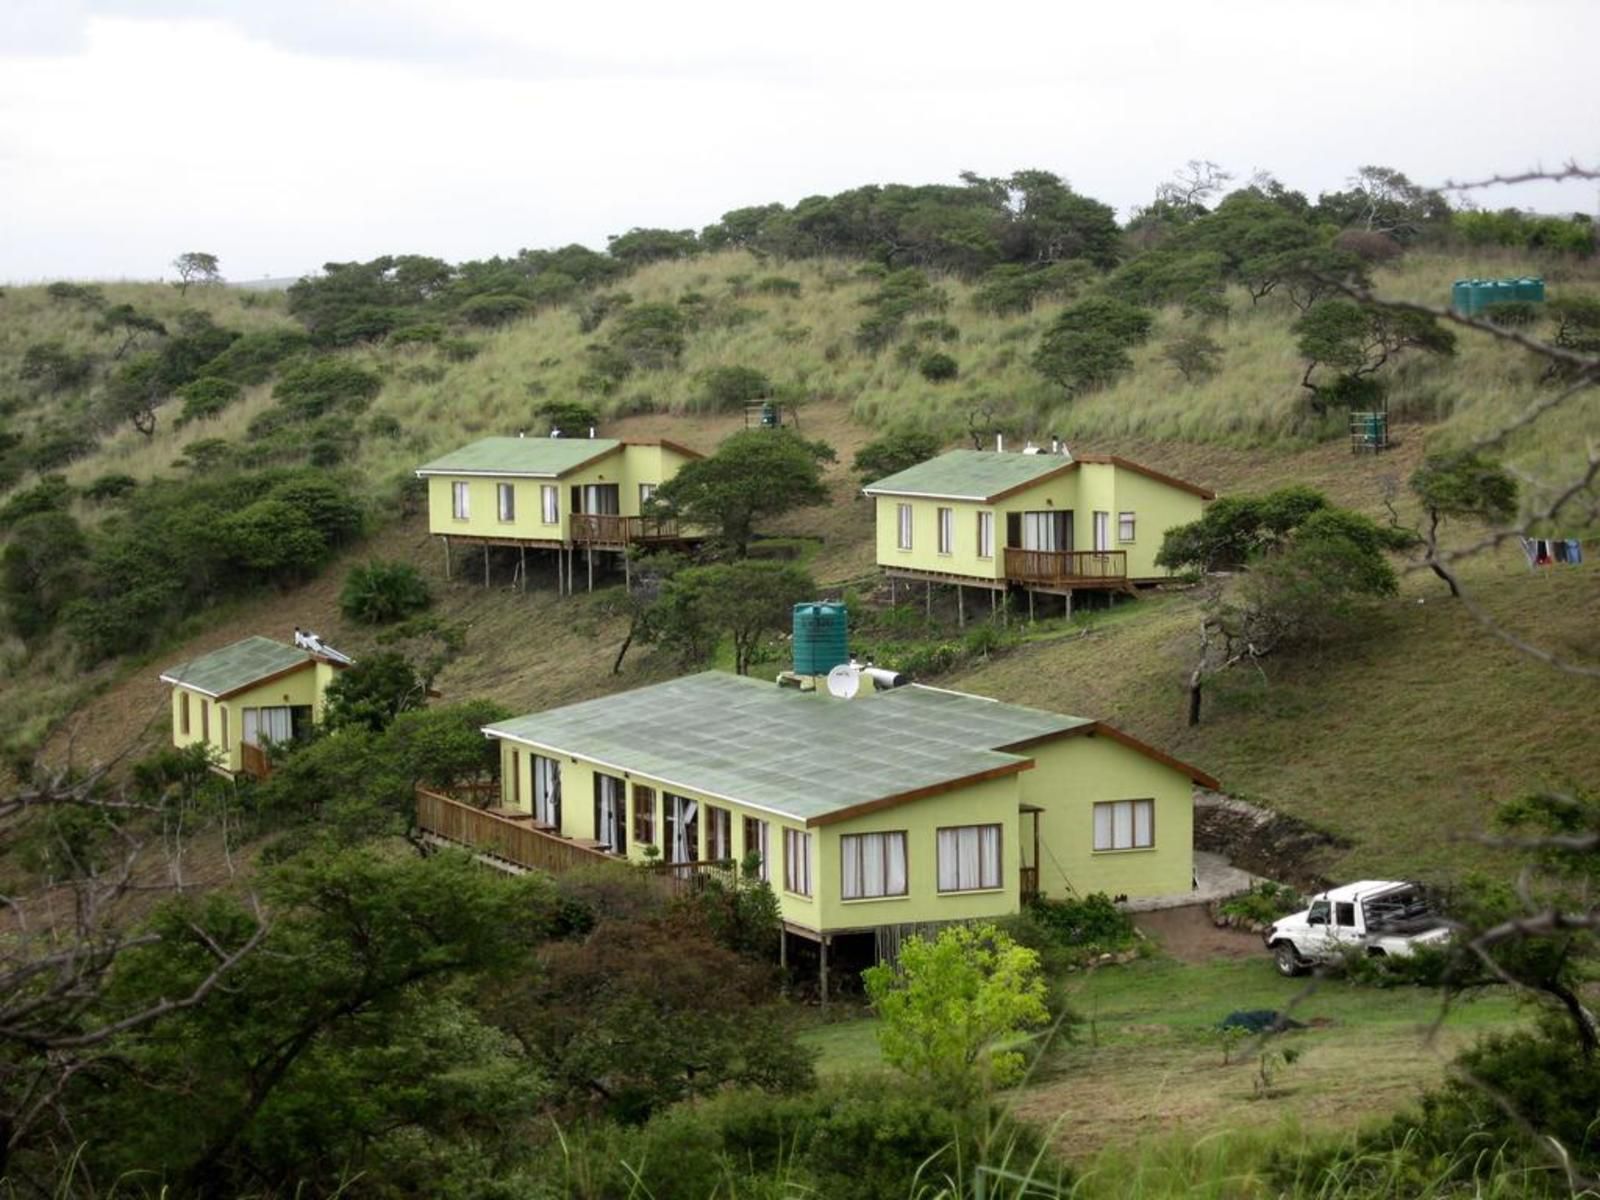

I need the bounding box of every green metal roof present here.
[862,449,1071,502]
[415,436,621,478]
[159,636,312,699]
[484,671,1090,824]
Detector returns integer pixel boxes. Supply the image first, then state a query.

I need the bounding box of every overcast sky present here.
[3,0,1597,282]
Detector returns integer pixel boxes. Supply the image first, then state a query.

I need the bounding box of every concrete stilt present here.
[442,535,451,580]
[483,547,490,589]
[587,547,594,593]
[1028,589,1035,623]
[925,581,932,619]
[819,936,829,1010]
[519,545,526,594]
[957,586,965,628]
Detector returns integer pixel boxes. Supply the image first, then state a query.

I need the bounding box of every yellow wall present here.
[169,662,334,773]
[873,461,1208,585]
[425,444,693,542]
[1021,735,1194,900]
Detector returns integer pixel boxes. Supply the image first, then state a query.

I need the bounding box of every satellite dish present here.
[826,664,861,699]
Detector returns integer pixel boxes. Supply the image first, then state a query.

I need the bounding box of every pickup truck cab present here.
[1265,880,1450,976]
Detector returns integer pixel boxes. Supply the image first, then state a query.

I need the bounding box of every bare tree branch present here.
[1442,162,1600,191]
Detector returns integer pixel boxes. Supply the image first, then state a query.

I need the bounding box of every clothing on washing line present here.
[1520,537,1585,567]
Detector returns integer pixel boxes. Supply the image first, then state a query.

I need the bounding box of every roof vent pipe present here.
[588,426,596,438]
[852,658,907,690]
[996,433,1004,453]
[1022,440,1040,455]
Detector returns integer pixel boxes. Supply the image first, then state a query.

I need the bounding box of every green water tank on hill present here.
[793,602,848,676]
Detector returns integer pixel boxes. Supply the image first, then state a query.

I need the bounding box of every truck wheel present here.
[1272,941,1306,977]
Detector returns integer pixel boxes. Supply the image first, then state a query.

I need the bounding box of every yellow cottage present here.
[425,666,1216,965]
[415,435,703,592]
[863,445,1214,609]
[159,635,345,777]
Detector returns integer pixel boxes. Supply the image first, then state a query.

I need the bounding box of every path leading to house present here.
[1134,903,1261,965]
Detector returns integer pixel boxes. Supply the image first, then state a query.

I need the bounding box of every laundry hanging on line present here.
[1519,537,1584,567]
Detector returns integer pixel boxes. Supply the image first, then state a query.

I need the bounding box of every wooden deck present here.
[1003,548,1132,591]
[569,513,687,548]
[415,787,738,896]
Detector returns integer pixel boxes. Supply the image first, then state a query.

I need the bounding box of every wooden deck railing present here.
[240,742,271,781]
[569,514,683,546]
[1003,548,1127,586]
[417,788,618,874]
[647,859,740,896]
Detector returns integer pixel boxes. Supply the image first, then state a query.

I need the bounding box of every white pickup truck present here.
[1264,880,1451,976]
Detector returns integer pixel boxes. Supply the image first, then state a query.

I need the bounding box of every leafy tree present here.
[533,398,598,435]
[1543,294,1600,382]
[82,472,137,502]
[1157,485,1331,573]
[1315,165,1450,241]
[340,559,432,624]
[0,475,75,529]
[853,429,943,484]
[170,251,222,294]
[649,560,815,674]
[1,511,87,640]
[198,328,312,384]
[651,429,834,557]
[272,357,383,417]
[322,651,431,733]
[174,376,241,425]
[1032,296,1155,397]
[18,341,93,392]
[1162,330,1223,382]
[96,303,167,358]
[1293,299,1456,412]
[1407,451,1519,597]
[44,281,106,309]
[457,292,531,327]
[24,430,96,472]
[606,226,699,266]
[863,923,1050,1102]
[607,302,689,368]
[696,365,771,411]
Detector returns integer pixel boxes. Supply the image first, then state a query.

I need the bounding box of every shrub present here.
[19,342,93,392]
[199,328,311,384]
[174,376,241,425]
[535,399,599,435]
[1218,881,1302,925]
[27,430,97,471]
[609,302,689,368]
[387,323,444,346]
[438,336,481,362]
[0,475,74,528]
[696,365,771,411]
[1163,330,1224,382]
[918,351,959,381]
[753,275,802,297]
[83,473,138,502]
[1025,893,1137,950]
[913,318,960,342]
[340,560,432,624]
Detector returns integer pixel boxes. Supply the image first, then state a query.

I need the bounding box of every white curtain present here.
[977,512,993,558]
[937,508,953,554]
[242,708,259,747]
[670,795,697,864]
[498,483,515,521]
[937,829,961,891]
[1022,512,1058,551]
[1133,801,1153,848]
[842,837,862,899]
[886,833,907,895]
[1113,802,1133,849]
[748,819,769,880]
[597,775,622,849]
[1093,804,1114,851]
[785,829,811,894]
[897,504,913,549]
[534,756,561,826]
[939,826,999,891]
[259,706,292,744]
[541,486,559,524]
[583,484,619,515]
[977,826,1000,888]
[1094,801,1153,851]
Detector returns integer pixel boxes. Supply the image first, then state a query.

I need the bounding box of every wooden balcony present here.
[1004,548,1128,589]
[240,742,271,781]
[417,787,618,874]
[569,513,684,547]
[647,859,740,896]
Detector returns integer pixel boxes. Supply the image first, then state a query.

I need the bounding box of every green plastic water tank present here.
[792,602,848,676]
[1514,276,1545,303]
[1451,280,1473,315]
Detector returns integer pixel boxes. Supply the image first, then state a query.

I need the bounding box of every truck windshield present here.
[1307,900,1330,925]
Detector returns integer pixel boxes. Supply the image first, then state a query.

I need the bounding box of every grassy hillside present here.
[5,245,1598,889]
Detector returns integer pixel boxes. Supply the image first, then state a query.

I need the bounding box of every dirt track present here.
[1135,904,1263,965]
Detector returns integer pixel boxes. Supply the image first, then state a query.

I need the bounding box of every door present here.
[664,793,698,864]
[582,484,620,515]
[1093,511,1110,553]
[1020,511,1070,551]
[593,774,626,854]
[1301,899,1337,956]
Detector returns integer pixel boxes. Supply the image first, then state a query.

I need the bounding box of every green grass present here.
[803,955,1527,1163]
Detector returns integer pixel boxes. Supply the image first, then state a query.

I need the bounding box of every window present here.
[1307,900,1331,926]
[936,506,953,555]
[743,816,769,881]
[896,503,913,550]
[540,485,559,525]
[1093,510,1110,552]
[1092,799,1154,851]
[1118,511,1136,542]
[508,749,520,808]
[1021,510,1068,551]
[784,828,812,896]
[219,706,229,751]
[532,754,561,827]
[179,692,190,736]
[976,511,993,559]
[1335,902,1357,928]
[841,831,908,899]
[593,773,626,854]
[937,825,1002,892]
[200,699,210,742]
[664,793,698,863]
[452,481,470,520]
[242,706,293,746]
[632,785,656,846]
[706,805,732,861]
[639,482,657,507]
[497,482,516,522]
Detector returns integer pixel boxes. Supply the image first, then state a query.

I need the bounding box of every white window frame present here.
[1093,510,1110,553]
[743,815,770,881]
[451,480,470,521]
[497,482,516,523]
[532,754,561,827]
[783,828,812,897]
[936,506,953,555]
[976,511,993,559]
[1118,511,1136,542]
[896,503,913,551]
[639,482,658,507]
[937,824,1003,893]
[1092,799,1155,852]
[540,484,559,525]
[841,830,909,900]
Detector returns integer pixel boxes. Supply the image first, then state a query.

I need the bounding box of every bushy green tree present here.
[95,303,167,358]
[1,511,87,640]
[863,923,1050,1101]
[173,376,241,426]
[1408,451,1519,596]
[1162,330,1223,381]
[918,350,958,381]
[18,341,93,392]
[853,429,943,484]
[607,302,689,368]
[170,250,222,294]
[321,651,430,733]
[1293,299,1456,412]
[1032,296,1155,396]
[696,365,771,411]
[457,292,531,327]
[340,559,431,624]
[606,227,699,265]
[198,328,312,384]
[650,429,834,557]
[648,560,815,673]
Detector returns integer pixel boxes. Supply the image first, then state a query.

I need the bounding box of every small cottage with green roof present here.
[862,444,1213,611]
[159,634,346,777]
[415,435,702,592]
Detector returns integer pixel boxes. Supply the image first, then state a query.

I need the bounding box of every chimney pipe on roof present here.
[589,426,596,439]
[996,433,1004,453]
